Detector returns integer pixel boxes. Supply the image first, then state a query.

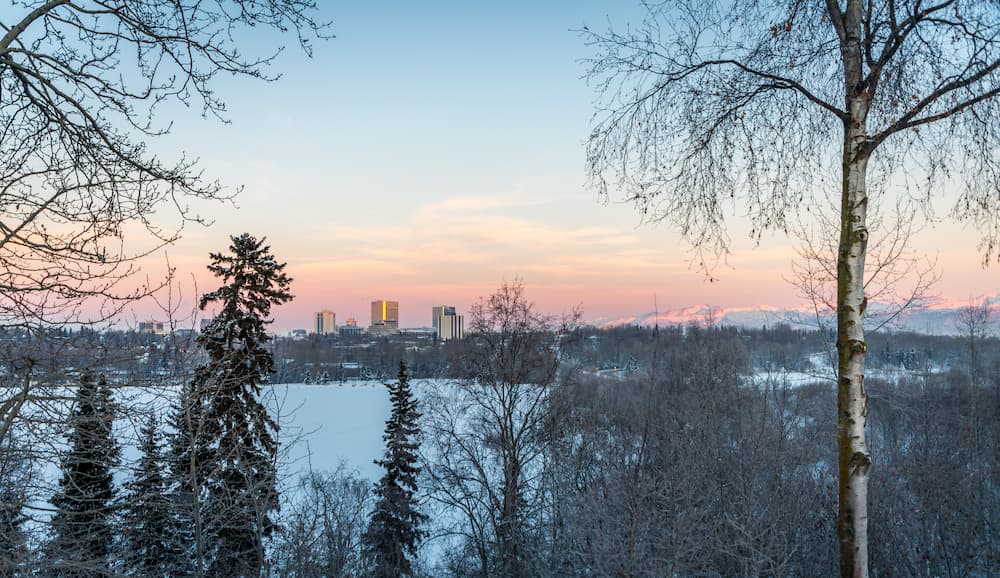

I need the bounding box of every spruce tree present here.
[47,372,120,577]
[363,360,426,577]
[0,487,26,578]
[0,482,27,578]
[122,414,178,576]
[196,233,292,577]
[165,381,210,576]
[0,436,30,577]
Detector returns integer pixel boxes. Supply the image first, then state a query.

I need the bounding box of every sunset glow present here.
[117,1,997,332]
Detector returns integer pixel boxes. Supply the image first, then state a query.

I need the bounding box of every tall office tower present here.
[370,300,399,331]
[314,310,336,335]
[138,320,165,335]
[437,312,464,341]
[431,305,457,333]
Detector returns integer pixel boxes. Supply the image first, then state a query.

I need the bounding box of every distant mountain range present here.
[591,296,999,336]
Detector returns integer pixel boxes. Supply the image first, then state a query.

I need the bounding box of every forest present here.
[0,276,996,576]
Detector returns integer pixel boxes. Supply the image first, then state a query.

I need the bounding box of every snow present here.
[747,350,953,390]
[268,381,393,482]
[748,370,832,389]
[268,380,449,483]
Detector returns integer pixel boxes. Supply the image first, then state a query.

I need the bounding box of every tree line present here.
[0,235,426,578]
[1,271,996,577]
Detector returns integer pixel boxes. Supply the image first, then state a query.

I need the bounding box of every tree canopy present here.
[0,1,327,326]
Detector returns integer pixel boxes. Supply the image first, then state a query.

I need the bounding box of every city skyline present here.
[299,303,467,337]
[121,1,997,333]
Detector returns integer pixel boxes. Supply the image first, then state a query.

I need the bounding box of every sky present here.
[120,1,997,332]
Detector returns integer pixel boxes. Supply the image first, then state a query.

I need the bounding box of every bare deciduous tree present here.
[584,2,999,574]
[788,198,939,375]
[423,279,568,577]
[0,3,327,526]
[0,0,326,328]
[274,467,372,578]
[956,298,993,452]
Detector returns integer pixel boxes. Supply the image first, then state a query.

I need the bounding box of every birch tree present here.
[584,2,1000,576]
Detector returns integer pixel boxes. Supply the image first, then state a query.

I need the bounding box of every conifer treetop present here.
[200,233,293,323]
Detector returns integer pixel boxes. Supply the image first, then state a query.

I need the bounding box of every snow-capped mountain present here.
[591,296,999,336]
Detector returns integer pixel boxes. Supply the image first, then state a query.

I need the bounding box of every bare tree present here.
[584,2,999,574]
[0,431,34,576]
[788,197,939,375]
[274,467,372,578]
[956,297,993,452]
[0,2,328,470]
[0,0,326,328]
[423,279,567,577]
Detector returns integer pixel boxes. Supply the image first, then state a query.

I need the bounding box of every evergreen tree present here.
[122,414,178,576]
[47,372,120,577]
[363,361,426,577]
[0,490,26,578]
[165,381,210,576]
[195,233,292,577]
[0,436,31,577]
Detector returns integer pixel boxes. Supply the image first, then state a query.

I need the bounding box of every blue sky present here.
[122,1,996,331]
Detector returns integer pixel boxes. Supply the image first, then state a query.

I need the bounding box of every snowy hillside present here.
[594,296,999,335]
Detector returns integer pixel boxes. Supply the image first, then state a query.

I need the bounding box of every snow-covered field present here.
[18,379,431,493]
[747,351,953,389]
[269,381,394,482]
[12,380,410,529]
[268,379,455,483]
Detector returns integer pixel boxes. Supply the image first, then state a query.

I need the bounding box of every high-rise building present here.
[432,305,456,333]
[138,320,165,335]
[437,312,464,341]
[433,305,464,341]
[370,300,399,332]
[314,310,336,335]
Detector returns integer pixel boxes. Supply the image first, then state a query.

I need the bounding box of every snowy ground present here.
[21,380,410,525]
[746,351,953,389]
[269,381,393,482]
[268,379,452,483]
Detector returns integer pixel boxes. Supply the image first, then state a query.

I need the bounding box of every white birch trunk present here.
[837,139,871,578]
[837,2,872,576]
